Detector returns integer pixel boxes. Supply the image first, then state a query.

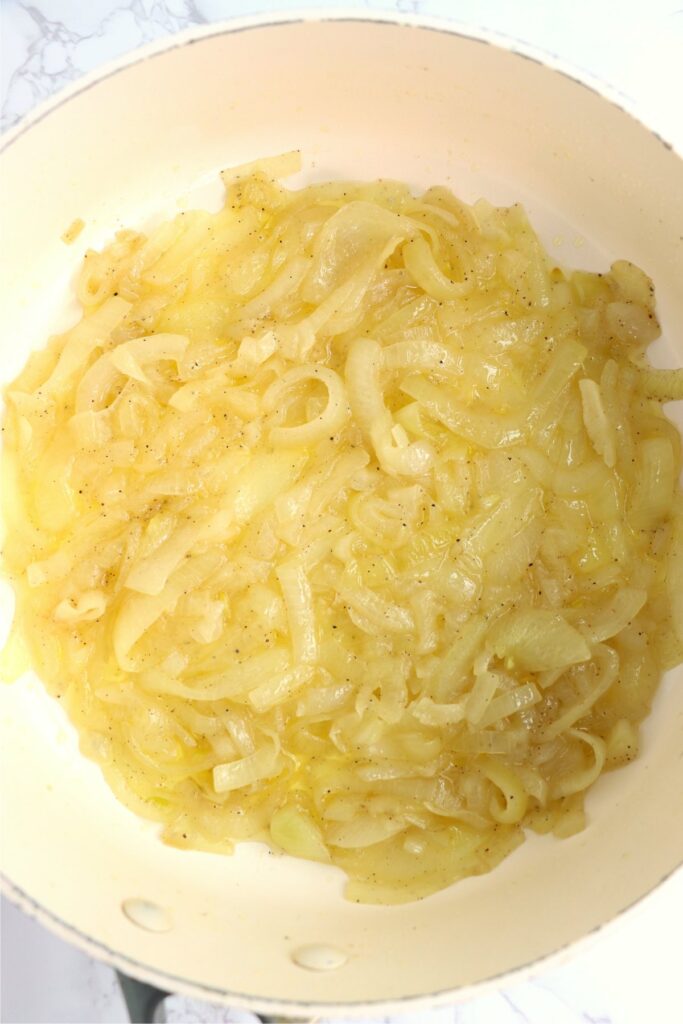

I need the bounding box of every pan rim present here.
[3,861,682,1016]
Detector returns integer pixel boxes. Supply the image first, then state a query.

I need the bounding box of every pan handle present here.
[258,1017,312,1024]
[116,972,168,1023]
[116,971,311,1024]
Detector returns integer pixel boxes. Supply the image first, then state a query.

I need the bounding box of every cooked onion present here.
[2,154,682,904]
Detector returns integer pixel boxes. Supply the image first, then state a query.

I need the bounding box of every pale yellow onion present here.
[2,155,681,907]
[263,365,349,447]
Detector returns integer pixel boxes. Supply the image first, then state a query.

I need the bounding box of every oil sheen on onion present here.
[2,152,682,903]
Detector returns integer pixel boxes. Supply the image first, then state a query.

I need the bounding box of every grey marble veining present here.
[1,2,682,1023]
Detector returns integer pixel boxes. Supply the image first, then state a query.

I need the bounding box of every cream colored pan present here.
[1,11,682,1020]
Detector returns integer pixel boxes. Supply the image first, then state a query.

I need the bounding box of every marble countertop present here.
[1,2,682,1023]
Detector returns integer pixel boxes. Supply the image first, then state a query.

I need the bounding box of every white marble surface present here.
[1,2,682,1023]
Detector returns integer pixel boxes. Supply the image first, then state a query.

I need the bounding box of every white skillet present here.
[1,11,682,1020]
